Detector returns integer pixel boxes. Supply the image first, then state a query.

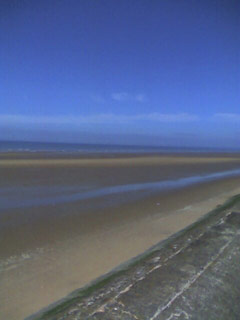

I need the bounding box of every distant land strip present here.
[1,156,240,167]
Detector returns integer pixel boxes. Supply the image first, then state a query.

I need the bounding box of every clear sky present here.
[0,0,239,147]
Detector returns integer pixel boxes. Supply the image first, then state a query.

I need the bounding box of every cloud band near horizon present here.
[0,113,200,126]
[1,113,240,127]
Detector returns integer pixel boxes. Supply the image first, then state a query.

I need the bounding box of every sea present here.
[0,140,238,154]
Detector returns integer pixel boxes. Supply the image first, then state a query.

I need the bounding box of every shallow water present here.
[1,168,240,210]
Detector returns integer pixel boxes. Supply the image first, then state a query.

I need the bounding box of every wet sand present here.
[1,153,240,319]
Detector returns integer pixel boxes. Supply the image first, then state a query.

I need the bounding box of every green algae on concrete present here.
[27,194,240,320]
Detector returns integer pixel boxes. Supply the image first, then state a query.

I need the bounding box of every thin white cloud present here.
[111,92,146,102]
[135,94,145,102]
[135,113,199,122]
[90,95,105,103]
[111,92,129,101]
[0,113,199,126]
[213,113,240,121]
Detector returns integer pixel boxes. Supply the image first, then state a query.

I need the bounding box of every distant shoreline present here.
[1,140,240,154]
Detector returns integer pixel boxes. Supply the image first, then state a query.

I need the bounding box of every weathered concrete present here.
[28,195,240,320]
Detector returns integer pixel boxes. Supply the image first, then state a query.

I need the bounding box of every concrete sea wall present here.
[28,194,240,320]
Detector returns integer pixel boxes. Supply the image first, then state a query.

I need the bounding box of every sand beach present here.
[1,152,240,319]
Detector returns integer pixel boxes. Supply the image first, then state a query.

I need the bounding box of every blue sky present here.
[0,0,239,147]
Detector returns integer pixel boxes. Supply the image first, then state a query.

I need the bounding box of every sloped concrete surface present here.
[28,196,240,320]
